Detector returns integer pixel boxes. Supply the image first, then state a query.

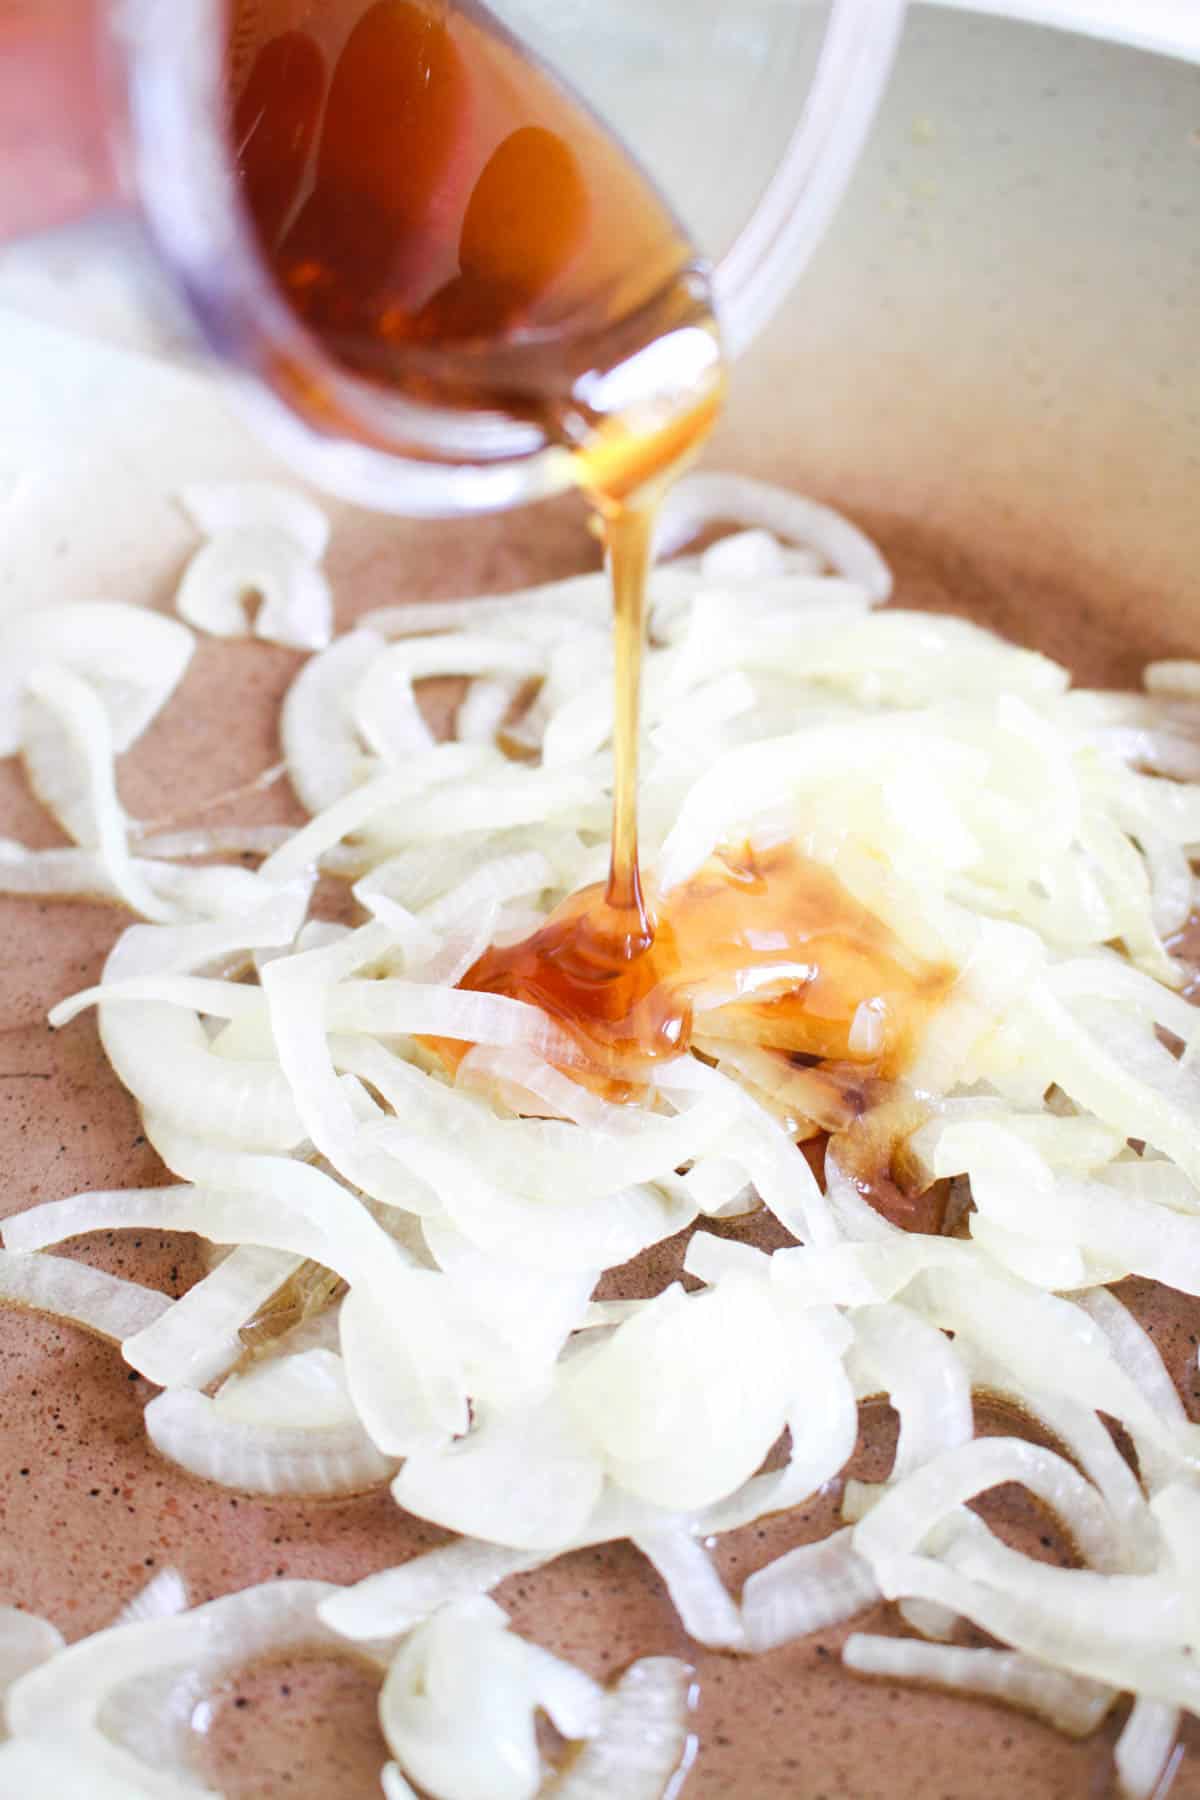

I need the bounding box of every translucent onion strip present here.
[7,1578,377,1741]
[741,1529,880,1653]
[0,1250,171,1344]
[22,665,173,922]
[1115,1697,1182,1800]
[320,1540,545,1642]
[122,1245,304,1389]
[630,1529,745,1651]
[842,1635,1116,1737]
[652,472,893,603]
[113,1570,189,1629]
[176,480,333,651]
[379,1603,604,1800]
[852,1437,1126,1574]
[144,1388,398,1497]
[0,601,193,758]
[541,1657,694,1800]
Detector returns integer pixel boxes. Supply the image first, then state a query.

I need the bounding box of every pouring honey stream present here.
[230,0,953,1108]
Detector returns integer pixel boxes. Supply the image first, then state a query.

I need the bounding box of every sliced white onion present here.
[652,472,893,603]
[0,838,116,901]
[135,822,293,861]
[320,1541,545,1642]
[260,923,443,1211]
[864,1532,1200,1710]
[113,1571,189,1629]
[699,528,789,581]
[895,1597,960,1642]
[393,1390,603,1552]
[912,1264,1199,1468]
[852,1436,1126,1574]
[339,1276,469,1457]
[968,1215,1090,1292]
[0,602,193,757]
[848,1303,973,1486]
[0,1249,171,1344]
[420,1225,594,1413]
[562,1279,793,1513]
[452,1045,616,1130]
[955,1339,1158,1572]
[1073,1288,1188,1494]
[630,1529,745,1651]
[214,1345,354,1427]
[22,665,173,921]
[457,675,523,744]
[176,525,332,650]
[380,1603,604,1800]
[947,1518,1200,1678]
[1115,1697,1182,1800]
[259,745,489,883]
[842,1634,1115,1737]
[1144,660,1200,698]
[0,1733,197,1798]
[541,1657,693,1800]
[4,1153,408,1307]
[655,716,978,895]
[145,1386,397,1497]
[50,974,263,1029]
[91,890,309,1151]
[7,1577,382,1792]
[359,571,609,644]
[698,1306,858,1537]
[370,1137,695,1275]
[741,1529,880,1652]
[281,628,385,813]
[382,1766,422,1800]
[1019,986,1200,1185]
[353,636,543,764]
[122,1244,303,1388]
[930,1119,1200,1295]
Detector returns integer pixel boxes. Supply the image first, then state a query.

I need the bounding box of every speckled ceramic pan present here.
[0,8,1198,1795]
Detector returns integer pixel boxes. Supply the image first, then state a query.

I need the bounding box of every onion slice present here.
[22,665,174,921]
[741,1529,880,1652]
[320,1540,545,1642]
[145,1387,398,1497]
[6,1579,384,1771]
[842,1634,1116,1737]
[853,1436,1126,1575]
[379,1602,605,1800]
[541,1657,694,1800]
[652,472,893,603]
[113,1571,189,1630]
[122,1245,304,1388]
[176,495,333,649]
[1115,1697,1182,1800]
[0,602,193,757]
[630,1529,745,1651]
[0,1249,170,1343]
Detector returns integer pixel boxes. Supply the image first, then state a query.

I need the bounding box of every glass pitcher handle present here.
[715,0,908,358]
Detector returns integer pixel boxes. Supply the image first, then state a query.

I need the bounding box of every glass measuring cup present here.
[0,0,906,515]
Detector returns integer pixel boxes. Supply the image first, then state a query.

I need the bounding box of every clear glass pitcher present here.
[0,0,906,515]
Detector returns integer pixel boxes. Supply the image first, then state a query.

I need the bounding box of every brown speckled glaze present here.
[2,8,1200,1798]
